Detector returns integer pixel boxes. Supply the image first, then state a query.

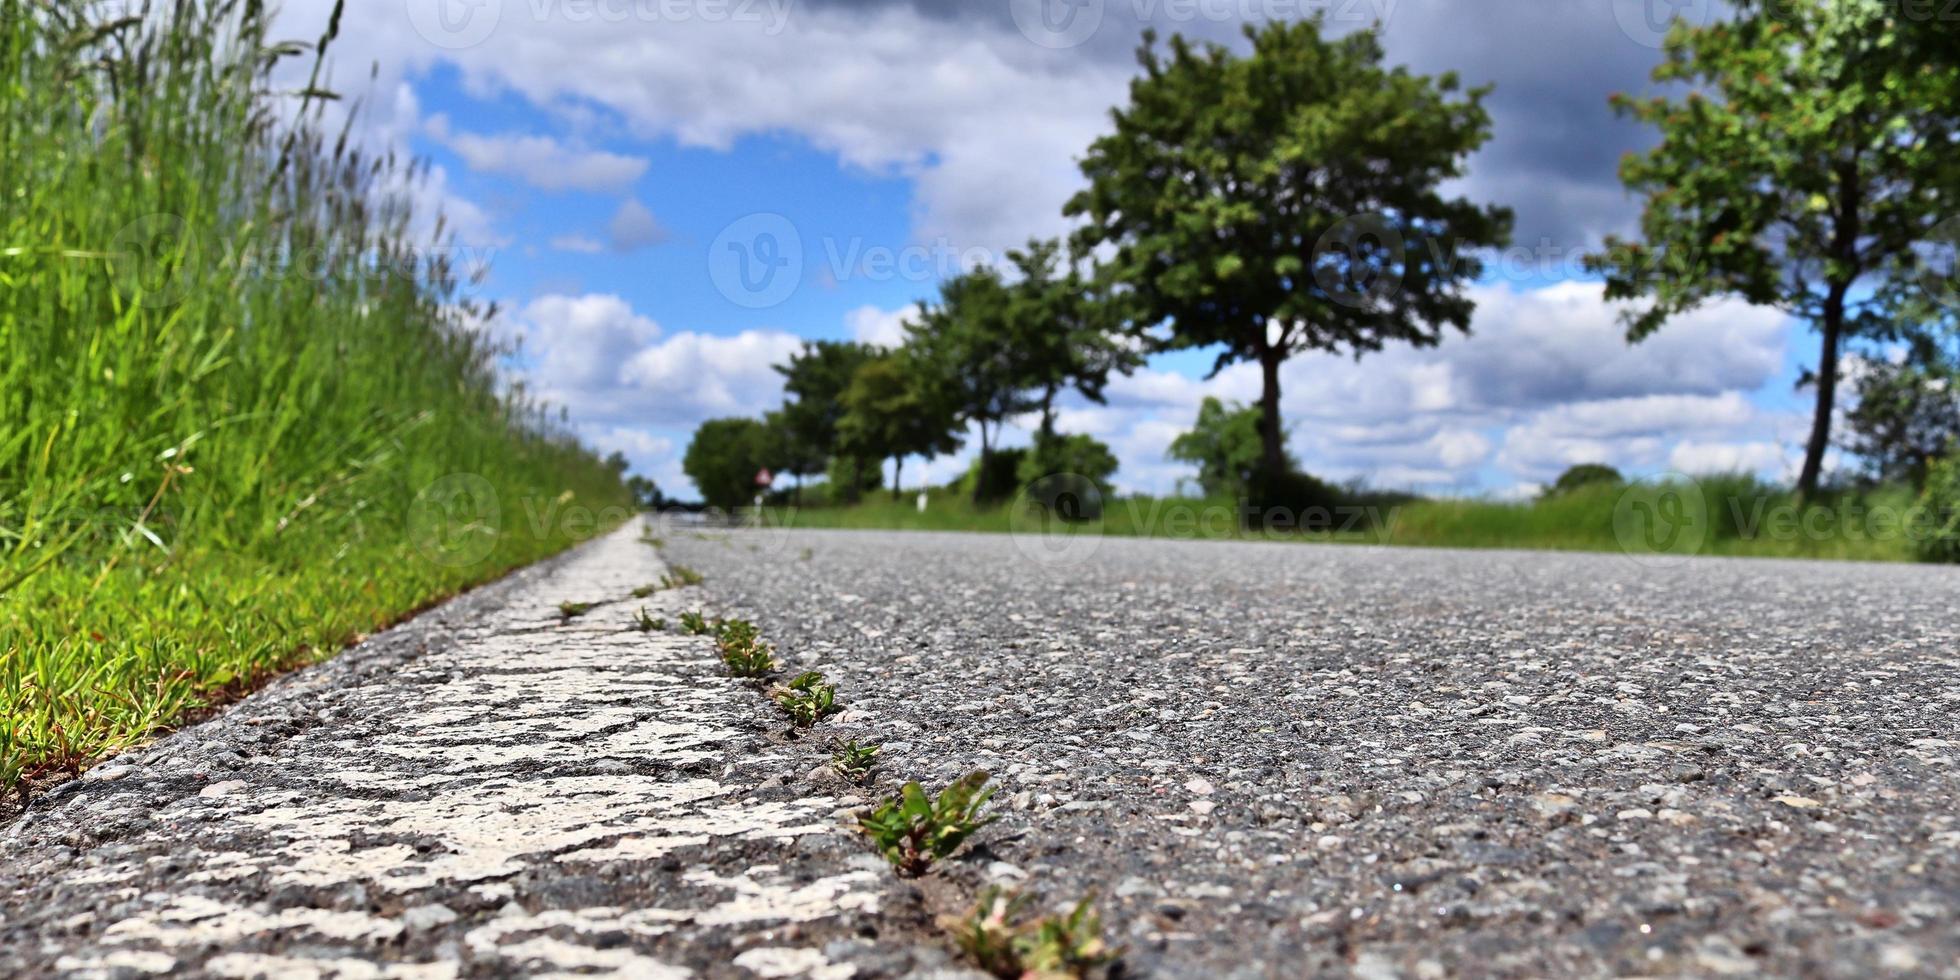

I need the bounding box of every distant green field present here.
[0,3,627,794]
[764,478,1927,564]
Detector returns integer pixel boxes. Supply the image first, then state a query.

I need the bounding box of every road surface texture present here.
[658,524,1960,979]
[0,521,976,979]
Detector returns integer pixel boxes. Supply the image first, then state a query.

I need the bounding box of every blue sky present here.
[280,0,1843,499]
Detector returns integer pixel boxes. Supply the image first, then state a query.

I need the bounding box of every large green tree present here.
[837,352,964,500]
[682,417,774,510]
[1166,396,1270,498]
[1067,21,1511,484]
[1586,0,1960,498]
[772,340,878,487]
[905,268,1041,501]
[1005,238,1141,441]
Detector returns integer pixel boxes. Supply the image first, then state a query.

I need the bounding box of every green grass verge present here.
[0,2,628,792]
[769,477,1926,563]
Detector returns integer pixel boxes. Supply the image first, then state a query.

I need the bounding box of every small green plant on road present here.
[558,601,595,619]
[631,608,665,633]
[948,888,1117,979]
[662,564,705,588]
[772,671,839,727]
[678,611,713,635]
[859,771,996,875]
[715,619,779,677]
[631,584,657,598]
[831,740,880,782]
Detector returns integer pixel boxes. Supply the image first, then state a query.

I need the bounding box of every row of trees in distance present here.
[686,5,1960,513]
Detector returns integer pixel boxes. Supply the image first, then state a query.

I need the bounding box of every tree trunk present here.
[892,456,903,502]
[1039,384,1058,443]
[1257,349,1285,480]
[1797,289,1846,501]
[972,420,992,505]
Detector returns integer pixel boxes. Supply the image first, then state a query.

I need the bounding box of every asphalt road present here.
[662,524,1960,978]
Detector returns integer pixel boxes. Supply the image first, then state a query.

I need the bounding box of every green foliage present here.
[631,608,666,633]
[859,771,997,875]
[714,618,779,677]
[1844,346,1959,489]
[839,352,964,498]
[558,601,595,619]
[683,417,778,510]
[1069,20,1510,478]
[1020,435,1119,494]
[831,739,880,782]
[962,449,1030,505]
[1545,464,1625,498]
[774,340,881,480]
[1166,398,1270,498]
[949,888,1117,980]
[824,453,884,506]
[0,0,630,790]
[662,564,704,589]
[1585,0,1960,496]
[624,475,664,510]
[1004,238,1143,440]
[772,670,840,727]
[907,270,1043,501]
[1916,450,1960,563]
[678,611,713,635]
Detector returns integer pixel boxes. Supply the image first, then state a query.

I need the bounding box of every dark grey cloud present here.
[796,0,1689,245]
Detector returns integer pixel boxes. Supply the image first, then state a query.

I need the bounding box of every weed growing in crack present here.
[678,611,713,635]
[859,771,996,876]
[715,618,779,677]
[772,671,839,727]
[632,584,657,598]
[660,564,704,589]
[831,740,880,782]
[558,601,595,619]
[947,888,1116,979]
[631,608,665,633]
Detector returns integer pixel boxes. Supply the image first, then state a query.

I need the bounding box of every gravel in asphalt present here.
[661,523,1960,979]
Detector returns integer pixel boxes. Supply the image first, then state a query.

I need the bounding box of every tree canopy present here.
[1586,0,1960,498]
[1068,20,1511,484]
[682,417,774,510]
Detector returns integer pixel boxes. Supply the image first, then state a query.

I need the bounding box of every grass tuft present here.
[558,601,596,620]
[678,611,714,636]
[947,888,1117,979]
[771,670,840,727]
[0,0,628,792]
[859,771,997,875]
[831,739,880,782]
[631,608,665,633]
[714,618,779,677]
